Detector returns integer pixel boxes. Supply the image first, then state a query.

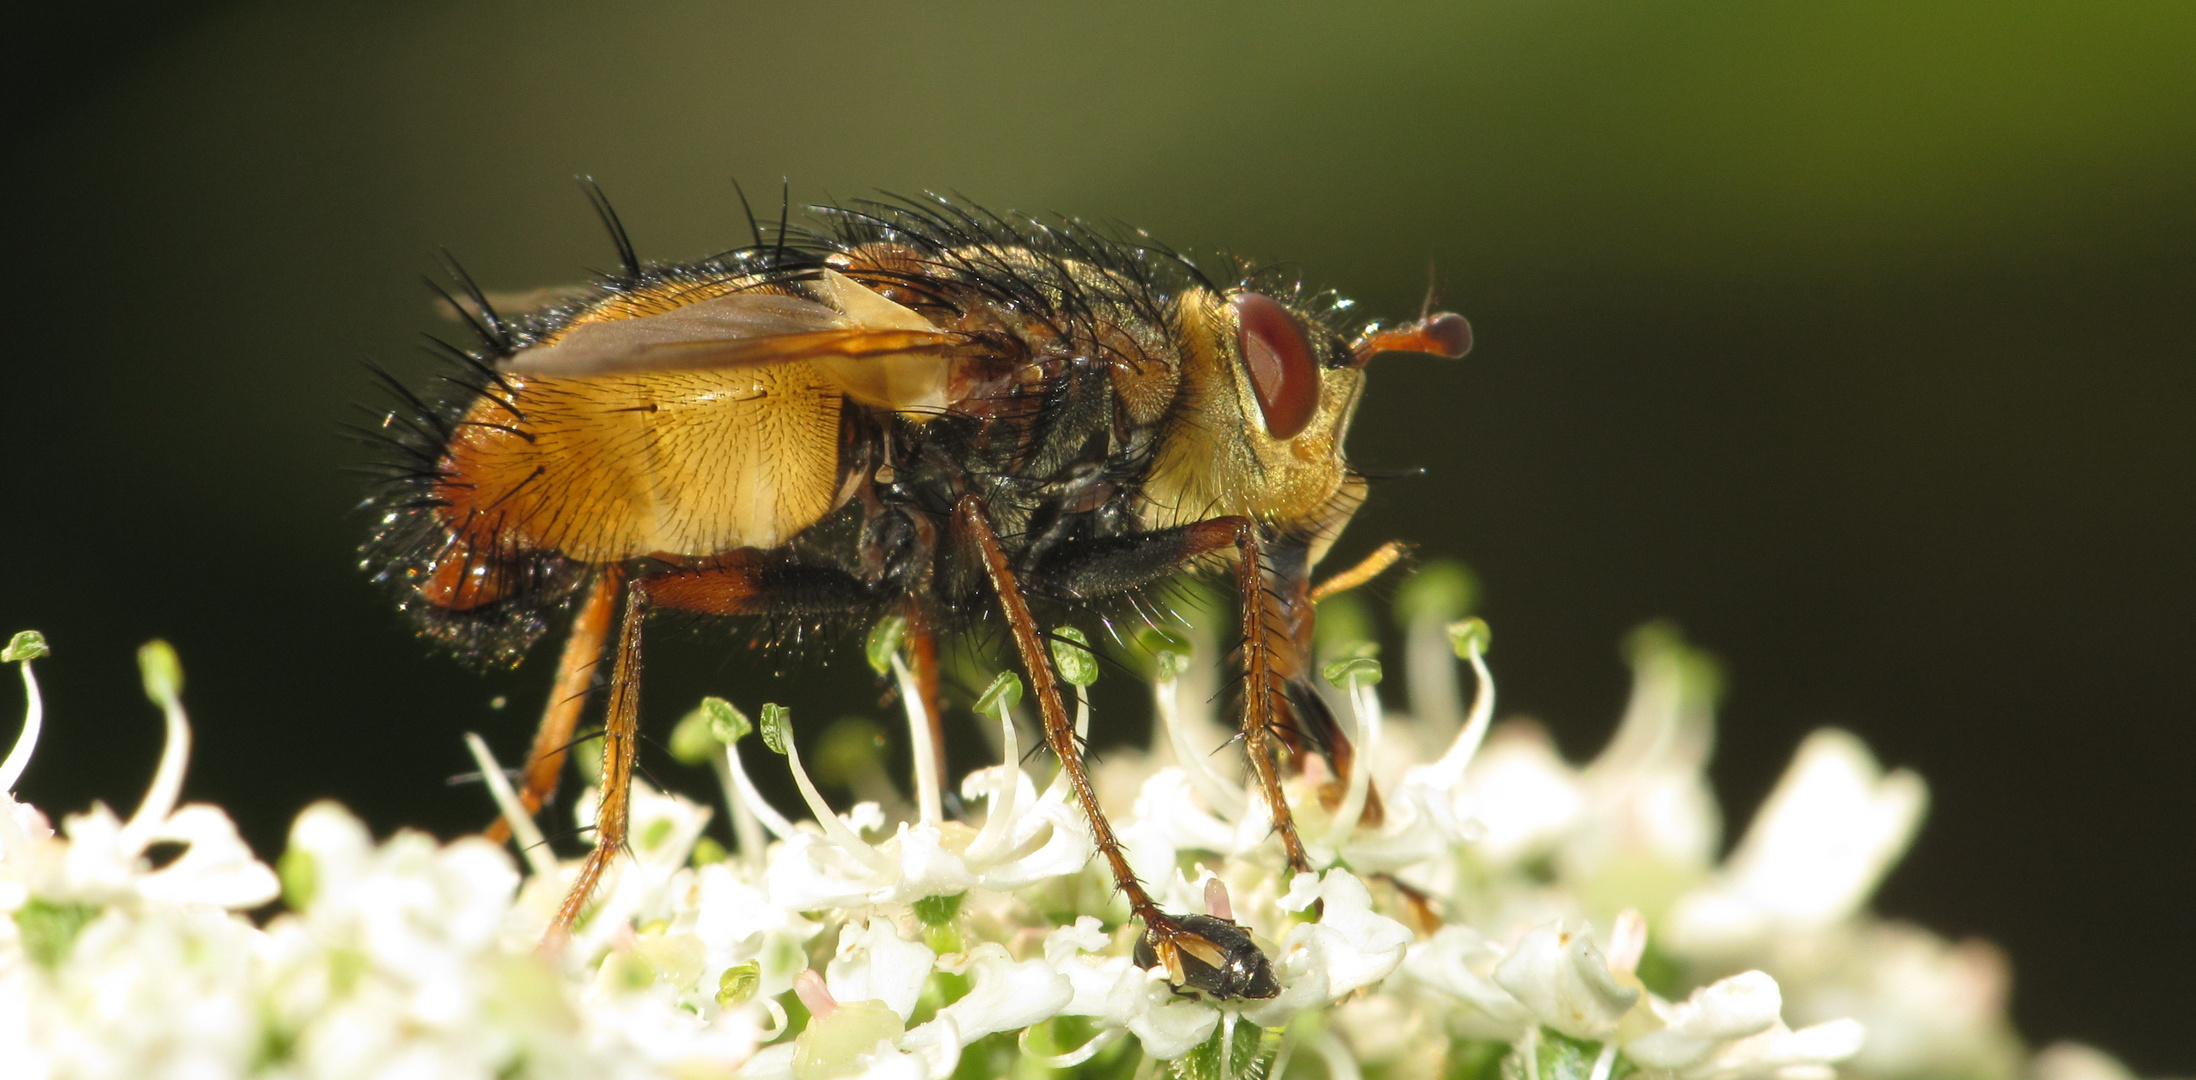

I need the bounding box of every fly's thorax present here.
[1137,288,1365,532]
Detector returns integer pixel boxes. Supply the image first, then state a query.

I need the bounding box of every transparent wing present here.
[503,273,969,414]
[505,292,956,376]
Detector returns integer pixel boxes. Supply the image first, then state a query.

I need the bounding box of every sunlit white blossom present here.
[0,576,2140,1080]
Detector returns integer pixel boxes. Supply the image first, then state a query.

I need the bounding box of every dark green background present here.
[6,4,2191,1071]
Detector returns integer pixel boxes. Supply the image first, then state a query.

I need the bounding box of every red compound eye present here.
[1233,292,1320,440]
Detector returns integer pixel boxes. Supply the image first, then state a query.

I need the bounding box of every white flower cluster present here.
[0,575,2164,1080]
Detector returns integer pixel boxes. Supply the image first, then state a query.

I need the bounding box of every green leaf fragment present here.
[1501,1030,1636,1080]
[758,704,791,755]
[974,672,1022,718]
[137,639,182,705]
[1448,617,1492,657]
[865,614,908,675]
[15,898,100,969]
[2,630,48,663]
[716,961,761,1007]
[912,891,964,927]
[1171,1017,1271,1080]
[1444,1038,1511,1080]
[1051,626,1099,687]
[1321,655,1384,689]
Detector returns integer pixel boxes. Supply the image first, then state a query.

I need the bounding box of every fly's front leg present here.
[961,497,1279,1000]
[1035,516,1314,875]
[1221,522,1318,875]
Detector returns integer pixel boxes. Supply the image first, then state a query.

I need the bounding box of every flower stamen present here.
[1,631,48,794]
[1423,622,1496,791]
[118,641,189,855]
[464,732,557,878]
[889,653,944,825]
[1156,658,1245,821]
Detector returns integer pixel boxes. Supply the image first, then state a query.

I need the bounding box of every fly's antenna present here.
[576,176,641,279]
[732,177,766,251]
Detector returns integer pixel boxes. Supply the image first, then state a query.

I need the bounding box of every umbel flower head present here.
[0,575,2152,1080]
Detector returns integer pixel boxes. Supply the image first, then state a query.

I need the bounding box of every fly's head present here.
[1140,286,1471,539]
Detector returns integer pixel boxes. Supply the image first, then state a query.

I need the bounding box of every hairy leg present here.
[1032,516,1318,873]
[959,497,1278,998]
[544,554,874,937]
[550,580,646,936]
[488,568,621,845]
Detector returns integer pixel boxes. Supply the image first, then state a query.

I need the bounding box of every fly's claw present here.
[1134,912,1281,1001]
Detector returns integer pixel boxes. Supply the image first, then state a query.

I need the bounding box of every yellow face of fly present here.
[1137,288,1366,536]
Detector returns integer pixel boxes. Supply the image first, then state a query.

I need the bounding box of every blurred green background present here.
[6,2,2191,1070]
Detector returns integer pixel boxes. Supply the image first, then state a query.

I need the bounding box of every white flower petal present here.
[1668,729,1925,956]
[936,943,1072,1043]
[827,917,937,1022]
[133,803,279,909]
[2030,1042,2142,1080]
[881,823,976,903]
[1462,724,1583,864]
[1048,919,1136,1019]
[1492,920,1641,1041]
[768,832,891,911]
[1682,1018,1865,1080]
[1399,925,1532,1037]
[898,1013,963,1078]
[1113,967,1220,1060]
[1293,869,1412,999]
[1625,970,1783,1070]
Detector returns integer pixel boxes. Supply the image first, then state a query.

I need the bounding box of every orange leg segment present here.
[543,553,863,937]
[954,497,1279,997]
[551,580,648,936]
[1210,518,1316,875]
[488,568,621,845]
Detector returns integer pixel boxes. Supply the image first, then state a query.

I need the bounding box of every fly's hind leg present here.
[551,577,647,937]
[488,568,622,845]
[546,553,876,938]
[957,497,1279,1000]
